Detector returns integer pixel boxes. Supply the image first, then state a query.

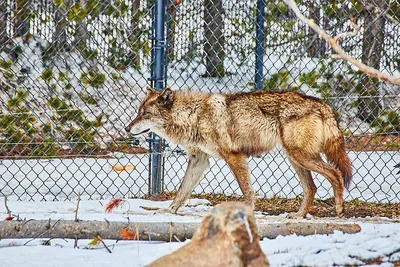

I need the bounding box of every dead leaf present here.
[88,236,102,247]
[105,198,124,213]
[4,215,14,221]
[120,228,137,240]
[110,164,135,172]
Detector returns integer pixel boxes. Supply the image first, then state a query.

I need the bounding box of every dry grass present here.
[346,134,400,151]
[143,192,400,219]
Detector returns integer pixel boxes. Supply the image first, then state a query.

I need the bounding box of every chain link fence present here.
[0,0,399,203]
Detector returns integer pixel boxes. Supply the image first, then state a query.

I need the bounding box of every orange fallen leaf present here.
[110,164,135,172]
[120,228,137,240]
[4,215,14,221]
[105,198,124,213]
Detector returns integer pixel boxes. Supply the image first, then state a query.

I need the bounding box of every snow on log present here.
[0,217,361,241]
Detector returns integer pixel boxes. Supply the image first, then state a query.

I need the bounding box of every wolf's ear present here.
[146,85,157,95]
[158,88,174,107]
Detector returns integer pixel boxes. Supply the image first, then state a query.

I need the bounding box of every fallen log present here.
[0,219,361,241]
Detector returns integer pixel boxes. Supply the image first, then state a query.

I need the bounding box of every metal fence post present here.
[255,0,266,90]
[149,0,167,195]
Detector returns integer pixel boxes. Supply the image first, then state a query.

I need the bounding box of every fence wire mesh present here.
[0,0,399,203]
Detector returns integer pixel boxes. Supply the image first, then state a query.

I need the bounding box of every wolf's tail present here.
[322,109,353,189]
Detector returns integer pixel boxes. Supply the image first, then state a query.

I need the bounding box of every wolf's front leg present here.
[220,151,255,210]
[169,150,210,213]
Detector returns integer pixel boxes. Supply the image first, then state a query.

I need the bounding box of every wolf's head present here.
[125,85,174,136]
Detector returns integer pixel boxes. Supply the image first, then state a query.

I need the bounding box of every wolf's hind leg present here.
[220,152,254,210]
[288,151,344,217]
[287,157,317,218]
[169,150,210,213]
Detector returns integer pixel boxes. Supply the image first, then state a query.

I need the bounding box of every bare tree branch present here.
[333,18,359,43]
[367,2,399,26]
[283,0,400,85]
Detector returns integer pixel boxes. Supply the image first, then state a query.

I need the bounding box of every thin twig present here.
[173,235,181,242]
[382,12,399,25]
[3,196,11,217]
[98,236,112,254]
[283,0,400,85]
[136,224,140,256]
[125,200,131,223]
[144,230,152,241]
[18,218,34,228]
[169,222,172,243]
[333,18,359,43]
[74,192,81,222]
[135,224,139,241]
[367,39,377,60]
[23,219,62,246]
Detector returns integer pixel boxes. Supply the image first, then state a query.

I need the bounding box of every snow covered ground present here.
[1,151,399,203]
[1,149,399,266]
[1,197,400,267]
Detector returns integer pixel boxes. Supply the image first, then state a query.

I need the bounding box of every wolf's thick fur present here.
[125,86,352,218]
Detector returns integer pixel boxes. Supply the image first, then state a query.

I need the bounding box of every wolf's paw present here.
[336,205,345,218]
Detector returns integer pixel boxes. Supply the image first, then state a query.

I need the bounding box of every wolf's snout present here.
[125,126,131,133]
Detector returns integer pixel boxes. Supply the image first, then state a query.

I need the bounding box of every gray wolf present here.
[125,86,352,218]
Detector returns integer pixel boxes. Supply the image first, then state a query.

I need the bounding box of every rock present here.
[148,202,269,267]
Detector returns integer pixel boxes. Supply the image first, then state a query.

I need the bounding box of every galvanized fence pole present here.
[255,0,266,90]
[148,0,167,195]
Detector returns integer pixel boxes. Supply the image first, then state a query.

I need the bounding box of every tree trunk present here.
[203,0,225,77]
[129,0,141,68]
[14,0,31,38]
[358,0,387,123]
[167,2,177,61]
[0,219,361,241]
[0,0,8,45]
[53,0,72,52]
[73,0,88,51]
[308,3,325,57]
